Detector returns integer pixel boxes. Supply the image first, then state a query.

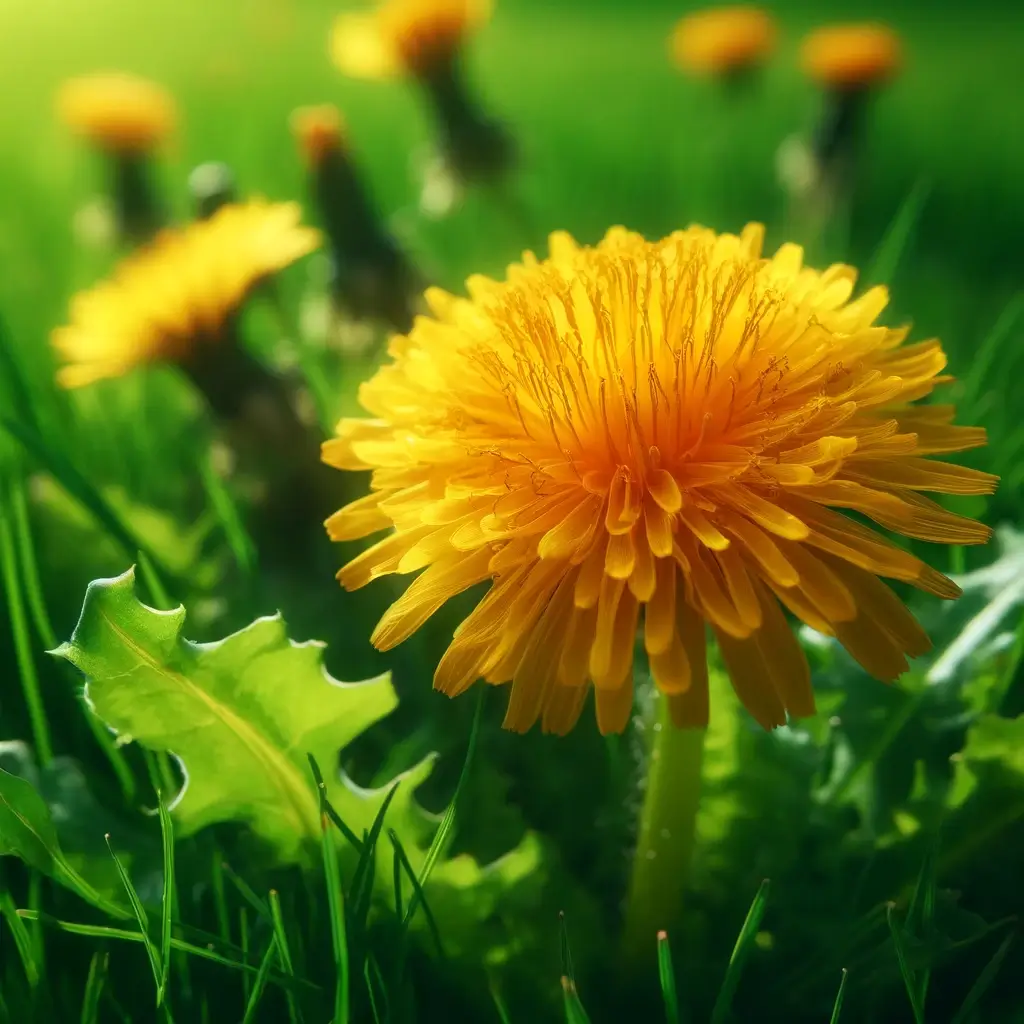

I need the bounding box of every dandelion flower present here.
[53,201,320,388]
[292,104,348,165]
[801,23,902,90]
[671,6,777,78]
[331,0,512,204]
[323,225,993,736]
[57,72,176,153]
[795,23,903,207]
[331,0,492,80]
[291,104,421,332]
[57,73,179,243]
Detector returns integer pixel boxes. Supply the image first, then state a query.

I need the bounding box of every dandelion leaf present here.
[52,567,426,864]
[0,741,160,905]
[0,761,61,875]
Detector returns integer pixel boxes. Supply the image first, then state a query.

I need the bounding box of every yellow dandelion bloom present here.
[57,72,177,153]
[801,23,902,89]
[291,104,347,165]
[323,225,994,736]
[671,6,777,77]
[331,0,492,80]
[53,201,321,388]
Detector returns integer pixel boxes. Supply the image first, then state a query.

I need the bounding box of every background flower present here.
[53,200,320,387]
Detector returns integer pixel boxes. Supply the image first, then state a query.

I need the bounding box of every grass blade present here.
[240,907,251,1003]
[490,979,513,1024]
[241,936,279,1024]
[561,976,592,1024]
[657,930,681,1024]
[8,474,56,649]
[962,292,1024,414]
[906,841,938,1010]
[829,969,848,1024]
[710,879,770,1024]
[307,754,363,853]
[390,829,444,957]
[156,792,175,1006]
[417,687,485,893]
[0,478,54,765]
[1,889,41,988]
[105,834,163,1004]
[886,903,925,1024]
[199,450,257,576]
[364,953,389,1024]
[269,889,303,1024]
[136,549,173,611]
[223,863,271,920]
[559,911,575,984]
[951,932,1014,1024]
[16,909,313,987]
[865,179,930,287]
[391,833,404,923]
[0,314,44,433]
[316,767,349,1024]
[211,853,231,943]
[349,782,400,941]
[80,951,110,1024]
[7,471,136,800]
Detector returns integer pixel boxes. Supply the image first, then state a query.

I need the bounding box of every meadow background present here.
[1,0,1024,1021]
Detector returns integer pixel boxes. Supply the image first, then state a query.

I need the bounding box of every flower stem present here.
[623,695,705,965]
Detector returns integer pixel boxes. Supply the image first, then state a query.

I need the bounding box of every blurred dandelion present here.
[291,103,422,334]
[331,0,513,215]
[324,223,994,736]
[56,72,176,243]
[53,200,319,389]
[670,6,777,87]
[53,199,337,551]
[782,23,903,222]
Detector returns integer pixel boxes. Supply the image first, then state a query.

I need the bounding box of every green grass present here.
[2,0,1024,1021]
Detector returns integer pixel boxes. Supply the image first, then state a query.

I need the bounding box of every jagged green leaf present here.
[51,567,548,954]
[51,567,425,864]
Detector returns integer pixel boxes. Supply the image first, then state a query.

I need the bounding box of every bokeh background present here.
[2,0,1024,1021]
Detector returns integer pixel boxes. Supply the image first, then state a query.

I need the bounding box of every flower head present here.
[331,0,492,80]
[324,225,994,736]
[57,72,177,153]
[53,201,320,388]
[291,104,348,165]
[671,6,776,77]
[801,23,902,89]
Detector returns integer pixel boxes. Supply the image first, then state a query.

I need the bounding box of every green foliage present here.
[0,761,128,918]
[2,0,1024,1019]
[45,566,548,971]
[52,567,427,862]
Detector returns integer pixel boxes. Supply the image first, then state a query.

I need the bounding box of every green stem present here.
[623,695,705,964]
[0,478,54,765]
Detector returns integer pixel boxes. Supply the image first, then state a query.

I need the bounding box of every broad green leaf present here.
[928,525,1024,692]
[52,567,421,863]
[0,741,161,906]
[0,753,130,919]
[0,764,59,875]
[947,713,1024,811]
[53,567,551,958]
